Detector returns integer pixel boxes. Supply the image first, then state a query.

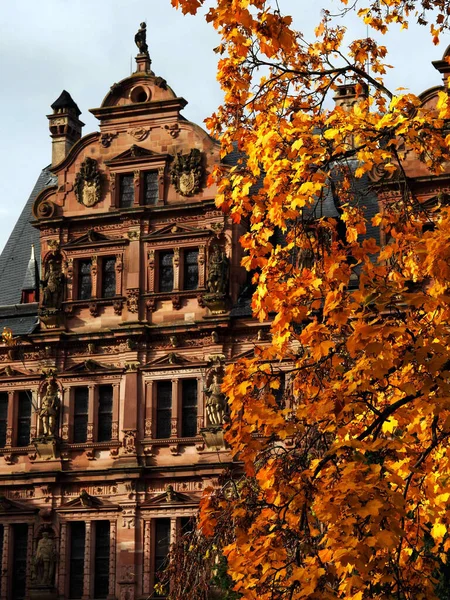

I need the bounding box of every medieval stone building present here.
[0,22,449,600]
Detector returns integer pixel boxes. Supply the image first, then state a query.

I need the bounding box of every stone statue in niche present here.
[32,531,57,586]
[135,22,149,56]
[74,157,102,207]
[39,378,60,437]
[41,257,64,309]
[170,148,204,197]
[205,369,227,427]
[206,245,229,296]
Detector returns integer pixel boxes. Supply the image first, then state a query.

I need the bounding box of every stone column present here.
[25,523,34,599]
[0,524,9,600]
[6,391,14,447]
[142,520,151,596]
[87,386,95,442]
[171,379,178,438]
[107,521,116,600]
[58,522,67,598]
[196,377,204,432]
[173,248,180,291]
[82,521,91,600]
[111,384,120,441]
[61,388,70,442]
[144,381,153,438]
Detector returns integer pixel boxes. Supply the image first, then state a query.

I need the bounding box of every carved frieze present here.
[74,157,102,207]
[170,148,204,197]
[100,132,118,148]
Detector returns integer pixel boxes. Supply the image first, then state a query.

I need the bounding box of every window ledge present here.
[144,289,205,311]
[64,297,125,316]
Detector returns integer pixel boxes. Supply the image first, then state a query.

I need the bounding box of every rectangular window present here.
[154,518,170,588]
[180,516,194,536]
[181,379,197,438]
[73,387,89,443]
[0,392,8,448]
[159,251,174,292]
[78,259,92,300]
[101,257,116,298]
[119,174,135,208]
[17,391,31,447]
[94,521,110,599]
[183,249,199,290]
[156,381,172,439]
[12,524,28,600]
[97,385,113,442]
[69,522,85,600]
[144,171,159,205]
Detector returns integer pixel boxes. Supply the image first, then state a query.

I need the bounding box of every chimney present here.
[333,81,369,111]
[47,90,84,166]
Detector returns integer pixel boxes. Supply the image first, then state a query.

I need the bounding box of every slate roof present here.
[0,167,56,335]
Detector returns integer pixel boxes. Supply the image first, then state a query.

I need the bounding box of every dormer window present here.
[119,174,135,208]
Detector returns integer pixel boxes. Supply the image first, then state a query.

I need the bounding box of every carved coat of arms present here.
[74,157,102,207]
[170,148,203,197]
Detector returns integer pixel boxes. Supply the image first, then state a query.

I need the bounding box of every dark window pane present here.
[183,250,199,290]
[144,171,159,205]
[78,259,92,300]
[73,387,88,443]
[181,379,197,437]
[180,516,194,536]
[154,519,170,586]
[69,522,85,599]
[0,392,8,448]
[12,524,28,600]
[98,385,113,442]
[17,391,31,447]
[101,257,116,298]
[94,521,110,599]
[156,381,172,439]
[274,374,286,408]
[119,174,134,208]
[159,252,174,293]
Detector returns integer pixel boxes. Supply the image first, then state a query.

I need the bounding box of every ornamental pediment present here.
[144,223,209,240]
[143,353,194,368]
[0,495,37,514]
[64,359,113,373]
[57,490,120,512]
[143,486,194,506]
[0,366,32,378]
[63,229,127,249]
[106,144,168,166]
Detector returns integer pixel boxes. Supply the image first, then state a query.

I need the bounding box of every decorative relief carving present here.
[127,230,141,241]
[121,508,136,530]
[113,300,123,315]
[89,303,99,317]
[122,430,137,454]
[74,157,102,207]
[109,172,116,191]
[100,132,118,148]
[126,289,139,313]
[146,480,204,494]
[144,418,152,437]
[128,126,150,141]
[164,123,180,138]
[170,148,204,197]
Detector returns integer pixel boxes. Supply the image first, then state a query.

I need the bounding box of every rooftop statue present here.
[135,22,149,56]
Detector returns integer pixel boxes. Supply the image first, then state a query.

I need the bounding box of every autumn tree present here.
[168,1,450,598]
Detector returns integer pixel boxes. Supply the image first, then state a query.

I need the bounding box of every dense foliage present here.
[168,1,450,598]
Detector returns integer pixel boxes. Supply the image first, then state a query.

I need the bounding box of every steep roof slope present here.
[0,167,56,306]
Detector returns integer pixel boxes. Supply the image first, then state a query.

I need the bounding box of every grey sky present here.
[0,0,446,253]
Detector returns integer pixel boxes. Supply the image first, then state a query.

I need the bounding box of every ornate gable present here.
[64,359,116,373]
[143,353,196,369]
[106,145,168,166]
[57,490,119,513]
[63,229,127,249]
[144,222,210,241]
[143,485,194,506]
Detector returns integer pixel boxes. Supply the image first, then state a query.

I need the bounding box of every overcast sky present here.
[0,0,446,252]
